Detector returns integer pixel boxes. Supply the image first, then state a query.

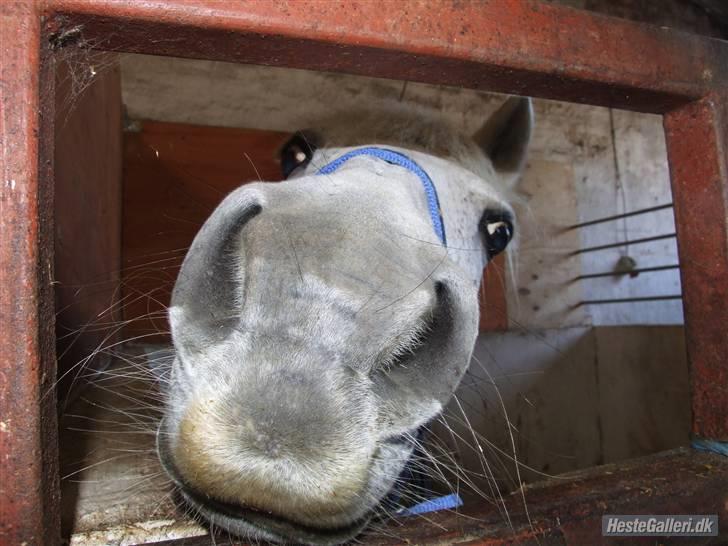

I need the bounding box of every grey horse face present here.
[158,98,532,545]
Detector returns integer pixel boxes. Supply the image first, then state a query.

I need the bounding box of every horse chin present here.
[175,486,372,546]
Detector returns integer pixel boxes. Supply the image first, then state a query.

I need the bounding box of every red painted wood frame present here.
[1,1,727,544]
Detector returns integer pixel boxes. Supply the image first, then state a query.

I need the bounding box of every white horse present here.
[157,96,533,545]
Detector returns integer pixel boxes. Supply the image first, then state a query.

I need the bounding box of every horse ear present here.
[473,96,533,186]
[279,130,322,178]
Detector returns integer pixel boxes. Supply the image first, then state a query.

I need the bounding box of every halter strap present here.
[316,147,447,247]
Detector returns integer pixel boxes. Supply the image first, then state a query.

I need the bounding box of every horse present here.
[157,96,533,545]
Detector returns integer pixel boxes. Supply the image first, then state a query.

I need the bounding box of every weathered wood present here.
[120,449,728,545]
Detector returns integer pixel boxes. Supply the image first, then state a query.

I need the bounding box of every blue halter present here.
[316,147,447,247]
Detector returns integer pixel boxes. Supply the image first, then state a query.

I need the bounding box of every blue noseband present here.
[317,148,459,516]
[317,147,447,247]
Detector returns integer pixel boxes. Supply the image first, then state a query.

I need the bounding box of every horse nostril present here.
[169,193,262,355]
[434,280,448,302]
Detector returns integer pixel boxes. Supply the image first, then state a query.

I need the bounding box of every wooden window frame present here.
[1,1,726,543]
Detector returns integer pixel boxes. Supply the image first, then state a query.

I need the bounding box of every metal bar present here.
[665,91,728,441]
[579,295,683,306]
[573,233,676,254]
[0,1,61,544]
[42,0,728,113]
[575,264,680,280]
[567,203,673,229]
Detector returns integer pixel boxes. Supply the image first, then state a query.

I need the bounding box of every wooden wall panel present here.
[54,55,122,402]
[121,122,289,339]
[479,254,508,331]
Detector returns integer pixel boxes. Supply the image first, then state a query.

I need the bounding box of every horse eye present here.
[482,218,513,257]
[280,131,319,178]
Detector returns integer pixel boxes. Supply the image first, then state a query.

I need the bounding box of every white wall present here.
[576,110,682,325]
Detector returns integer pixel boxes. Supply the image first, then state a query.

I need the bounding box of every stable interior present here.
[55,52,691,545]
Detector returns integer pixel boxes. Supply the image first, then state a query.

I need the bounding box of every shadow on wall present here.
[431,325,690,500]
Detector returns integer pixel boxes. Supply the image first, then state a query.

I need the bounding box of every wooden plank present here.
[479,255,508,332]
[54,54,123,403]
[60,351,207,544]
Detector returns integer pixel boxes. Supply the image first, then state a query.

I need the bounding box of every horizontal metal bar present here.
[575,264,680,280]
[568,203,673,230]
[43,0,728,113]
[573,233,676,254]
[579,295,682,306]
